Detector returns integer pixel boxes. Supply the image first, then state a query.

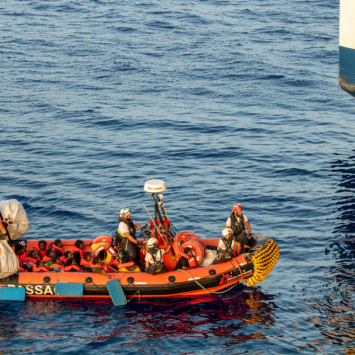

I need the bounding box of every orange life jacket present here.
[16,252,28,265]
[42,256,52,263]
[80,259,91,266]
[64,265,80,272]
[51,244,64,256]
[23,256,40,264]
[33,243,49,259]
[72,246,84,258]
[60,256,67,264]
[16,254,23,266]
[89,261,111,272]
[33,265,49,272]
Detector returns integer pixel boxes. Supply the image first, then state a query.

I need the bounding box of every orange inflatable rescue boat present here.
[0,180,279,301]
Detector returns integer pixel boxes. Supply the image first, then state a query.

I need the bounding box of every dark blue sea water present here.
[1,0,355,353]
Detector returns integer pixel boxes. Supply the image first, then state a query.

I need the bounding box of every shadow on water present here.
[0,289,277,352]
[305,152,355,352]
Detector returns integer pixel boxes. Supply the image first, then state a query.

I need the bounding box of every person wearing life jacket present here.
[43,249,55,268]
[117,208,142,265]
[33,240,49,259]
[174,247,195,271]
[72,240,85,266]
[33,260,50,273]
[15,244,28,270]
[89,257,111,279]
[49,255,64,272]
[145,238,170,275]
[50,239,65,257]
[213,228,236,264]
[22,250,40,271]
[64,258,81,272]
[80,252,92,272]
[225,204,252,255]
[61,251,73,265]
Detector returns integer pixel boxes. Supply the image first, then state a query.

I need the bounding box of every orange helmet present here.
[232,204,243,211]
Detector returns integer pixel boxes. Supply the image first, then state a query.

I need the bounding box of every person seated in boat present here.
[72,240,86,266]
[33,240,48,259]
[117,208,142,265]
[33,260,50,273]
[43,249,55,268]
[174,247,195,271]
[225,204,252,255]
[213,228,236,264]
[90,257,111,279]
[145,238,171,275]
[49,256,64,272]
[61,251,73,265]
[15,244,29,271]
[23,250,40,271]
[64,258,80,272]
[50,239,65,258]
[80,252,92,271]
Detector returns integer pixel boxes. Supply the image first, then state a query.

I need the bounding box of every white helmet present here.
[222,228,233,238]
[147,238,158,248]
[120,208,131,217]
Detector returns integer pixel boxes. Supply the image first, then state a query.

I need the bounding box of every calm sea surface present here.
[1,0,355,354]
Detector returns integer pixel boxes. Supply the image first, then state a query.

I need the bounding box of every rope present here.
[126,290,140,304]
[175,269,242,295]
[232,259,246,283]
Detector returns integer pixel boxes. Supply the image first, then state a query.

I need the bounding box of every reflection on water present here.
[306,153,355,351]
[0,289,276,353]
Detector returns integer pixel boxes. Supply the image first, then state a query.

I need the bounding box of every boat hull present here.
[0,254,253,299]
[1,234,279,300]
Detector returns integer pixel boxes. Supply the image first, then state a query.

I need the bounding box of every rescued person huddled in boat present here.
[90,257,111,279]
[23,250,40,270]
[61,251,73,265]
[49,255,64,272]
[43,249,55,268]
[213,228,236,264]
[15,244,28,272]
[174,247,195,271]
[64,258,80,272]
[50,239,65,257]
[33,260,49,273]
[72,240,86,266]
[80,251,92,271]
[145,238,171,275]
[33,240,48,259]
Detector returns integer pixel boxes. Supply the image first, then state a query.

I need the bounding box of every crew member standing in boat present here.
[225,204,252,255]
[117,208,142,264]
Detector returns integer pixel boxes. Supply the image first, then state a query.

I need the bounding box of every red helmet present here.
[232,204,243,211]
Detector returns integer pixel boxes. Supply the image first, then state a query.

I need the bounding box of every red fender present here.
[173,232,205,266]
[93,235,113,245]
[93,245,116,258]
